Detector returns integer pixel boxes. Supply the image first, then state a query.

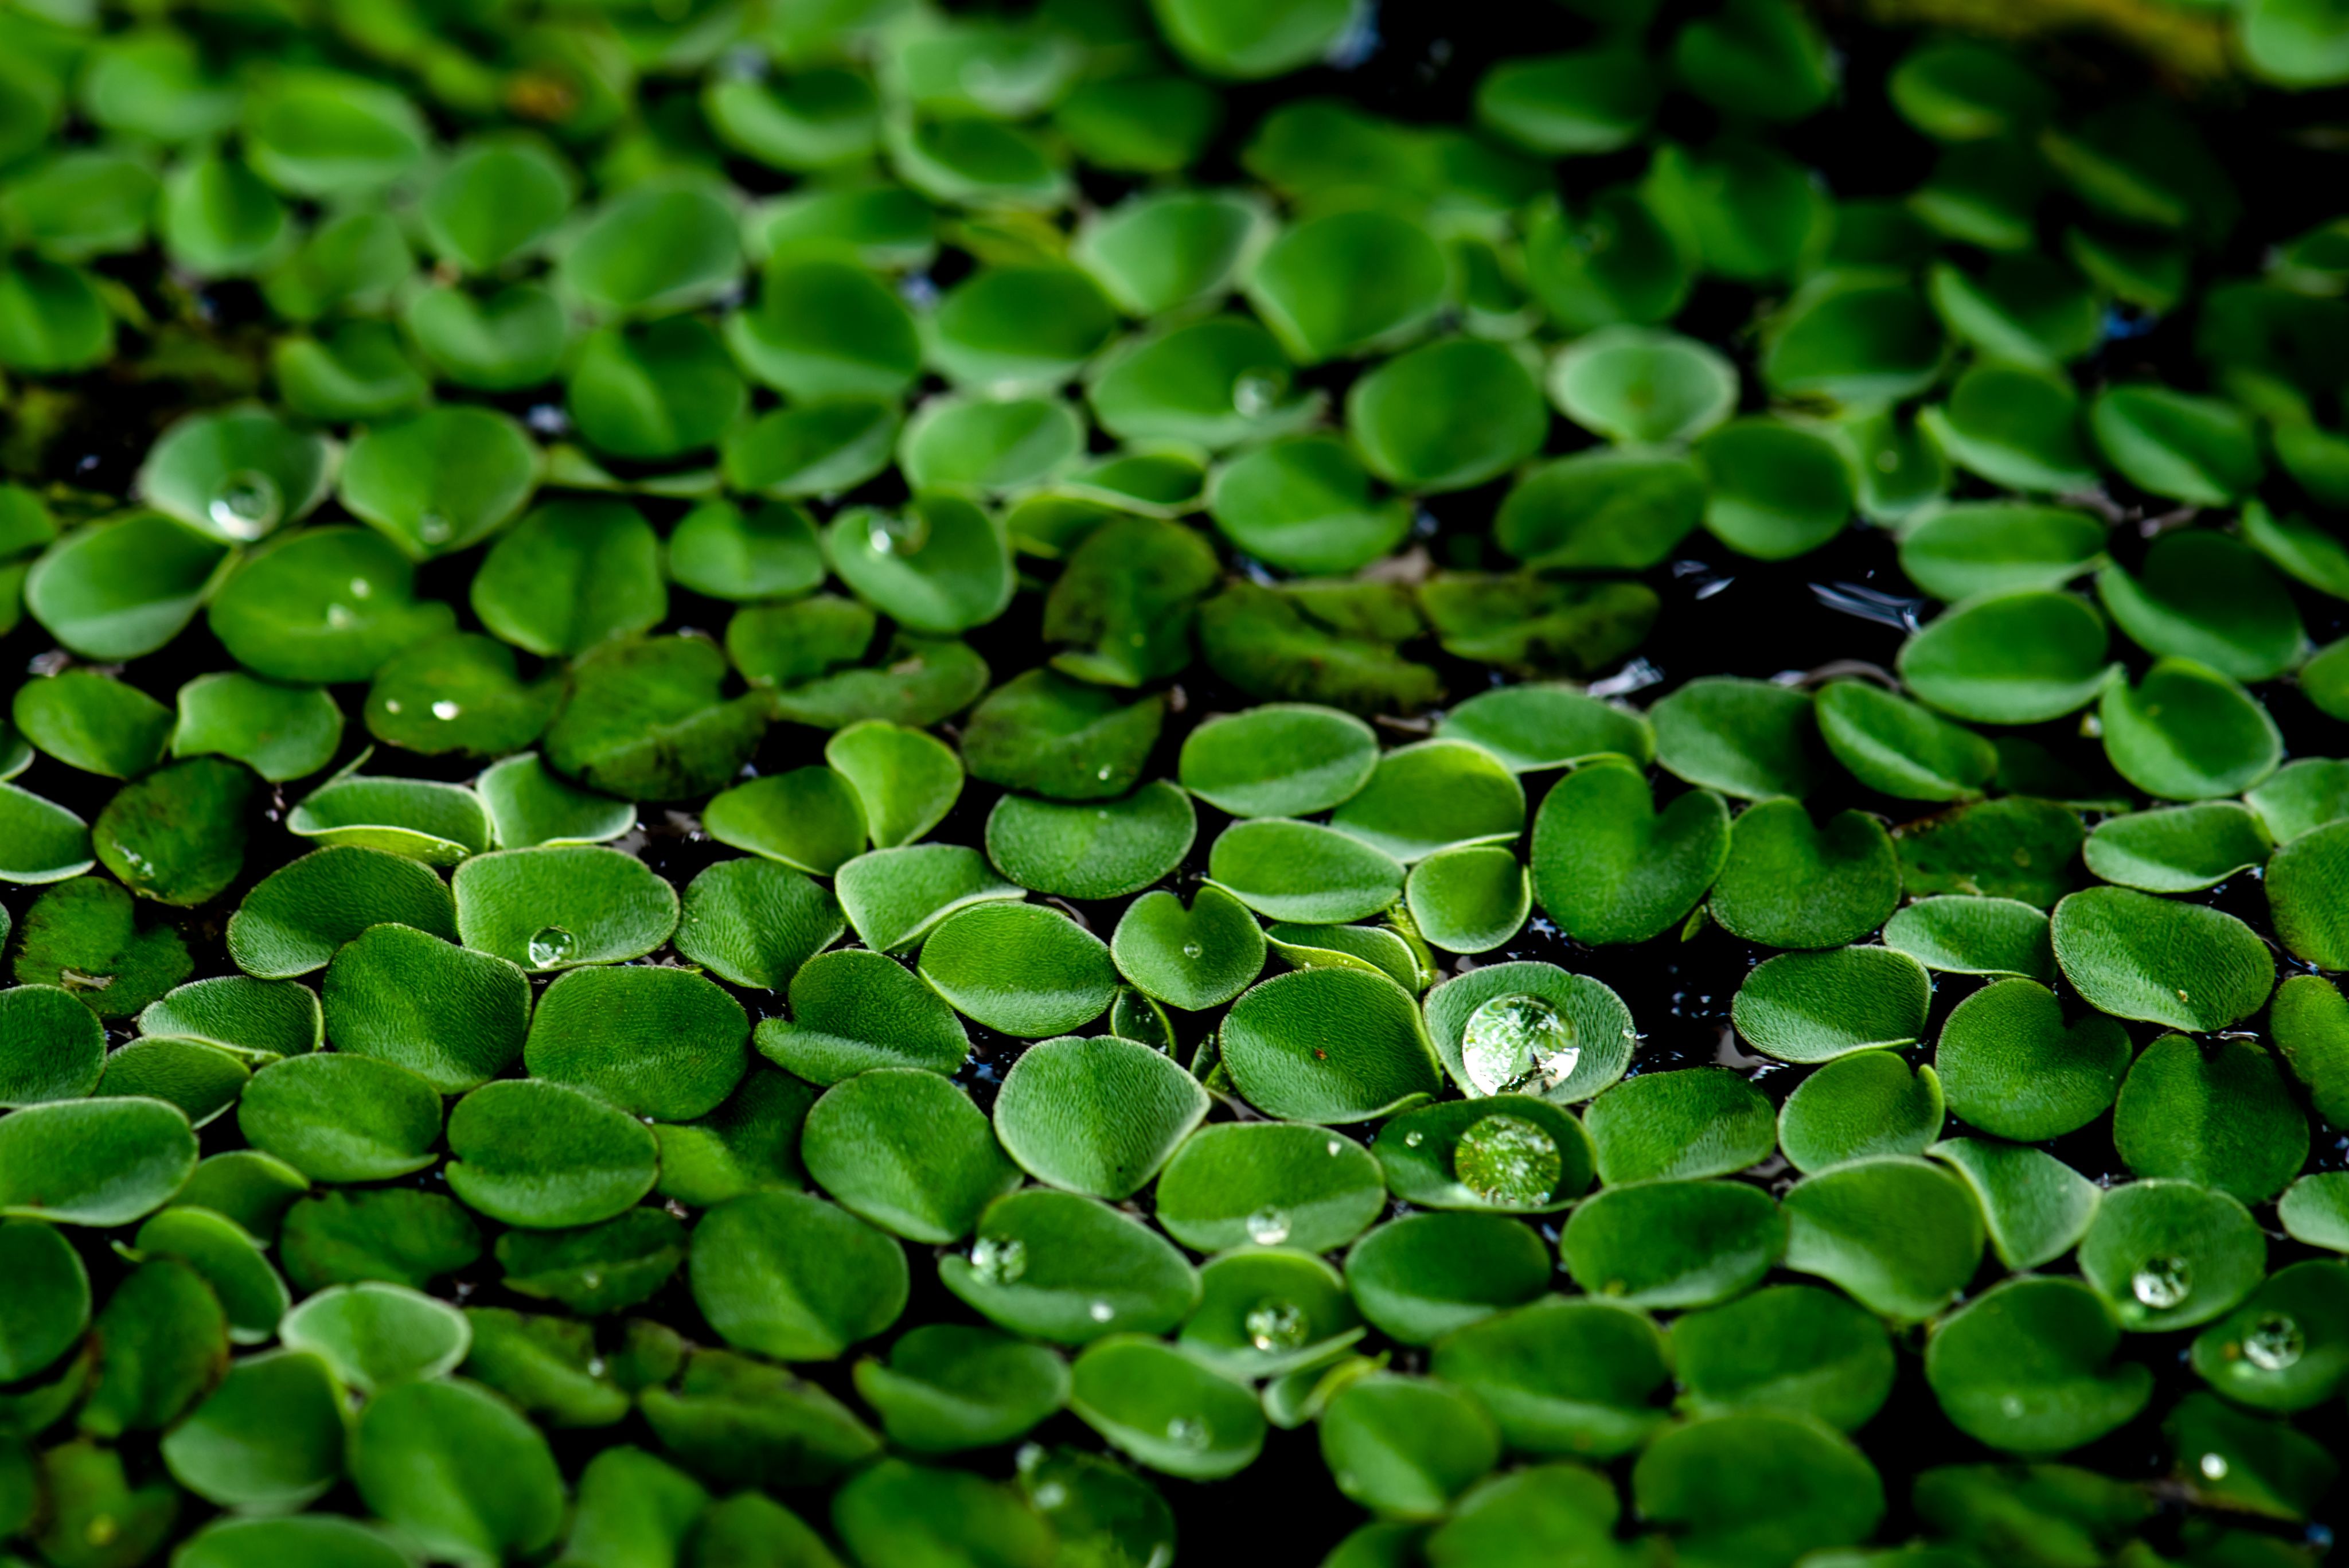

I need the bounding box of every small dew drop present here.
[2243,1313,2305,1372]
[1181,941,1205,959]
[1460,992,1580,1096]
[527,925,577,969]
[324,602,358,630]
[1403,1130,1425,1148]
[1095,765,1114,781]
[2131,1254,2193,1310]
[1231,369,1283,418]
[868,510,930,556]
[206,469,283,540]
[1999,1395,2024,1417]
[1244,1206,1290,1246]
[1031,1482,1067,1511]
[1325,1138,1343,1156]
[431,700,462,721]
[348,576,374,600]
[1244,1299,1310,1354]
[2200,1452,2229,1481]
[1088,1300,1114,1323]
[1451,1113,1563,1206]
[383,699,403,714]
[970,1235,1028,1286]
[417,510,454,545]
[1163,1415,1208,1450]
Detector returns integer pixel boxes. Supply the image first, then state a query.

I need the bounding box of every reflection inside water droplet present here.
[527,925,577,968]
[1402,1130,1424,1148]
[2243,1313,2305,1371]
[1324,1139,1343,1156]
[1244,1206,1289,1246]
[1231,369,1283,418]
[2200,1453,2229,1480]
[207,469,283,540]
[1460,992,1580,1096]
[2131,1254,2192,1309]
[418,510,453,545]
[1451,1113,1563,1206]
[1181,942,1204,960]
[970,1235,1027,1285]
[431,700,462,721]
[1163,1415,1208,1450]
[1244,1299,1309,1353]
[868,511,930,556]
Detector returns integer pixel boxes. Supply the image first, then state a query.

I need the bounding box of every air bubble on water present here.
[2243,1313,2305,1372]
[2131,1254,2192,1310]
[1164,1416,1208,1450]
[1451,1113,1563,1206]
[1181,942,1204,959]
[418,511,454,545]
[2200,1453,2230,1481]
[1245,1299,1310,1353]
[431,700,462,721]
[207,470,283,540]
[1244,1206,1290,1246]
[970,1235,1027,1286]
[868,510,930,556]
[1088,1300,1114,1322]
[325,603,358,629]
[527,926,577,968]
[1460,992,1580,1096]
[1231,370,1283,418]
[1403,1130,1424,1148]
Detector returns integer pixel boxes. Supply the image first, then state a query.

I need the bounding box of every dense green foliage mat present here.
[0,0,2346,1564]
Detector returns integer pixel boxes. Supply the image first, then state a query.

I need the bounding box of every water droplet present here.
[2200,1452,2229,1480]
[1451,1113,1564,1206]
[206,469,283,540]
[1999,1395,2024,1417]
[868,510,930,556]
[2131,1254,2193,1310]
[527,926,577,968]
[1403,1130,1425,1148]
[1163,1415,1208,1450]
[2243,1313,2305,1372]
[1095,765,1114,781]
[1087,1300,1114,1322]
[1181,942,1204,960]
[417,511,453,545]
[1460,993,1580,1096]
[348,576,374,599]
[1325,1138,1343,1156]
[1031,1482,1067,1511]
[324,603,358,629]
[1231,369,1283,418]
[431,700,462,721]
[1244,1207,1290,1246]
[582,1270,603,1289]
[1244,1298,1310,1353]
[383,699,403,714]
[970,1235,1027,1285]
[586,1357,607,1376]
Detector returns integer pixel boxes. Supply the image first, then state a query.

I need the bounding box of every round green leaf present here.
[452,844,678,972]
[1711,801,1901,950]
[755,946,970,1084]
[918,901,1117,1038]
[1731,946,1932,1063]
[1152,1122,1385,1255]
[323,923,527,1094]
[2113,1033,2306,1203]
[1071,1335,1268,1481]
[1782,1156,1985,1321]
[339,406,540,560]
[350,1378,565,1565]
[239,1052,441,1183]
[2078,1179,2266,1331]
[2051,886,2273,1031]
[1585,1067,1777,1185]
[444,1077,658,1228]
[941,1188,1199,1345]
[1345,1212,1550,1344]
[1898,591,2114,725]
[1222,966,1441,1123]
[801,1068,1018,1243]
[1935,977,2132,1141]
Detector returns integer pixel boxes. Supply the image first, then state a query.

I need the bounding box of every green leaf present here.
[288,774,489,865]
[1319,1374,1501,1521]
[1109,886,1266,1012]
[1071,1335,1269,1480]
[93,758,251,907]
[941,1188,1198,1345]
[669,499,823,604]
[1328,740,1525,863]
[1651,677,1818,801]
[2051,886,2273,1030]
[1816,680,1994,801]
[2188,1259,2349,1414]
[2089,384,2262,505]
[135,407,330,546]
[1730,946,1931,1063]
[1777,1050,1944,1172]
[930,264,1116,389]
[1899,591,2114,725]
[1372,1096,1595,1211]
[2247,758,2349,844]
[833,1461,1051,1568]
[2084,803,2271,893]
[322,923,528,1094]
[1782,1156,1984,1321]
[475,754,634,850]
[918,901,1117,1037]
[692,1190,912,1362]
[1072,188,1263,313]
[1347,1212,1550,1344]
[800,1068,1018,1242]
[405,283,567,391]
[1930,1137,2101,1270]
[556,179,742,318]
[1243,209,1447,365]
[730,256,919,401]
[1935,977,2131,1140]
[655,1069,816,1208]
[14,876,193,1012]
[1406,845,1532,954]
[159,1349,344,1510]
[1222,966,1441,1123]
[0,1096,198,1225]
[364,634,560,758]
[1207,818,1405,925]
[524,964,747,1121]
[1926,1277,2152,1457]
[994,1033,1208,1199]
[1634,1410,1884,1567]
[280,1282,470,1393]
[834,843,1022,952]
[1586,1067,1776,1184]
[471,500,665,658]
[674,859,842,992]
[1710,800,1901,949]
[13,672,171,780]
[278,1187,481,1294]
[2113,1033,2305,1203]
[986,783,1196,900]
[1348,337,1547,493]
[1673,1284,1895,1432]
[1529,761,1728,944]
[964,670,1162,802]
[239,1052,440,1183]
[1696,419,1853,560]
[26,510,231,662]
[1882,894,2053,981]
[446,1077,657,1228]
[0,1218,88,1379]
[2078,1178,2266,1331]
[1154,1122,1385,1254]
[705,767,868,877]
[339,406,540,560]
[755,946,969,1085]
[452,844,678,972]
[2096,530,2302,684]
[824,721,962,849]
[170,673,341,782]
[853,1324,1068,1454]
[1560,1180,1782,1308]
[208,528,457,685]
[1897,502,2108,603]
[351,1378,566,1564]
[1423,961,1635,1105]
[1895,795,2083,907]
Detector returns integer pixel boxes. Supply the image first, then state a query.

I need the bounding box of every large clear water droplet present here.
[1460,993,1580,1096]
[2131,1254,2193,1310]
[1245,1298,1310,1354]
[1163,1415,1209,1451]
[2243,1313,2305,1372]
[1451,1113,1563,1206]
[970,1235,1027,1285]
[527,925,577,968]
[868,510,930,556]
[1244,1206,1290,1246]
[207,469,283,540]
[1231,369,1283,418]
